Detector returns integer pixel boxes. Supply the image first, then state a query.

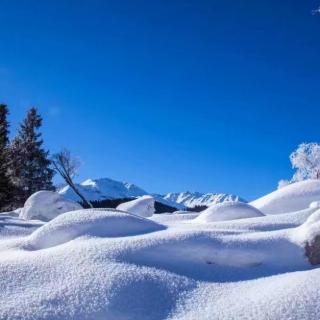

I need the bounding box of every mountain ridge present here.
[58,177,246,210]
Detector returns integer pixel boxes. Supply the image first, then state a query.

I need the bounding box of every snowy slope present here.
[59,177,147,202]
[162,191,245,208]
[250,179,320,215]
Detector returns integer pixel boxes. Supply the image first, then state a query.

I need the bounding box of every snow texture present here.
[20,191,82,221]
[2,181,320,319]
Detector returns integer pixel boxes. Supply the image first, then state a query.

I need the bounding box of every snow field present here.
[2,179,320,319]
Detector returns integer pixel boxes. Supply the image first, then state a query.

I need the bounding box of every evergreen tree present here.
[9,107,55,204]
[0,104,14,210]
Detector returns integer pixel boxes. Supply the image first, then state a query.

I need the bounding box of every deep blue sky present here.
[1,0,320,200]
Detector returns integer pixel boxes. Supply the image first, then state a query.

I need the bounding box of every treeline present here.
[0,104,54,211]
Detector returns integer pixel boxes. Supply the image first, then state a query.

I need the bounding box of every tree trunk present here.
[69,182,93,208]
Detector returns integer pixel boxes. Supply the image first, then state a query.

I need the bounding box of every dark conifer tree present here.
[9,107,55,204]
[0,104,14,210]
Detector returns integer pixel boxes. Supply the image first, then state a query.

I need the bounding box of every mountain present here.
[161,191,246,208]
[58,177,245,210]
[58,178,147,202]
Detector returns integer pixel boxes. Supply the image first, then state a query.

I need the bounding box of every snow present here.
[26,208,165,250]
[2,181,320,319]
[250,179,320,214]
[295,208,320,244]
[20,191,82,221]
[116,195,155,217]
[162,191,245,208]
[59,177,147,202]
[194,201,264,223]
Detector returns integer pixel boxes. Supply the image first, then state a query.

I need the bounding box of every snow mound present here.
[195,201,264,223]
[250,180,320,215]
[27,208,165,250]
[116,195,155,217]
[309,201,320,209]
[20,191,82,221]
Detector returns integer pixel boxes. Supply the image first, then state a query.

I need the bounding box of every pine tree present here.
[9,107,55,205]
[0,104,14,210]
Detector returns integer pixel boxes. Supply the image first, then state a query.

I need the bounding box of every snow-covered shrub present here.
[194,201,264,223]
[20,191,82,221]
[116,195,155,218]
[290,143,320,182]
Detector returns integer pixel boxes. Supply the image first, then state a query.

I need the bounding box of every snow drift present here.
[116,195,155,217]
[20,191,82,221]
[195,201,264,223]
[250,179,320,214]
[27,208,165,250]
[2,179,320,320]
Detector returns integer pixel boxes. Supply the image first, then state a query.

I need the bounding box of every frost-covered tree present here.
[9,107,55,205]
[277,179,290,190]
[0,104,15,210]
[290,143,320,182]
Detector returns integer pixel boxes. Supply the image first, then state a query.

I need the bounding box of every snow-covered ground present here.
[2,180,320,319]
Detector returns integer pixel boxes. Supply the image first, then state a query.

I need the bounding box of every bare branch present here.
[51,149,93,208]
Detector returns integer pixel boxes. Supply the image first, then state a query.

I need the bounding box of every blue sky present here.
[1,0,320,200]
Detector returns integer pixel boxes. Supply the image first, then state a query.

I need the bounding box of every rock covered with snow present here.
[250,179,320,215]
[298,209,320,265]
[27,208,165,250]
[299,209,320,242]
[20,191,82,221]
[194,201,264,223]
[116,195,155,217]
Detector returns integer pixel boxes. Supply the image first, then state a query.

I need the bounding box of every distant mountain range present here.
[58,177,246,210]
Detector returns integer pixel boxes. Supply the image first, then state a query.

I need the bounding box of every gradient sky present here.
[1,0,320,200]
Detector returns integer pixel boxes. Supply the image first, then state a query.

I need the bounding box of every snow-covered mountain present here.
[58,177,245,209]
[162,191,246,208]
[59,178,147,202]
